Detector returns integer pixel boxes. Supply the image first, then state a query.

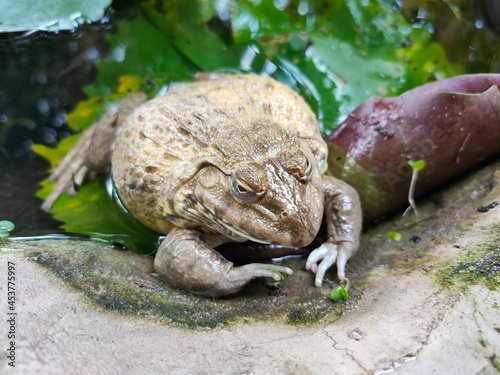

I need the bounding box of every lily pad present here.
[0,0,112,32]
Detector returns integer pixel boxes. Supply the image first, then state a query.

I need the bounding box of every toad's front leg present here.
[306,176,362,287]
[154,227,293,297]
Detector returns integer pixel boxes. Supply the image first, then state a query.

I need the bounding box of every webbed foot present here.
[305,175,362,288]
[305,241,354,287]
[216,263,293,294]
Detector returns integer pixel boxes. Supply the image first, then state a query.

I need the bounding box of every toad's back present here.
[111,74,326,234]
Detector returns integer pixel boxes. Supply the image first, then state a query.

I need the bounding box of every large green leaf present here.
[37,178,160,254]
[0,0,112,32]
[230,0,461,131]
[85,15,195,97]
[141,1,245,71]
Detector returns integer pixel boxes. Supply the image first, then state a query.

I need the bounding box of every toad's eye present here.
[231,178,264,202]
[279,150,314,182]
[305,158,313,178]
[312,150,327,174]
[230,162,266,202]
[317,156,326,173]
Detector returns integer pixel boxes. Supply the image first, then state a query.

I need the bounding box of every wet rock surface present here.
[0,157,499,374]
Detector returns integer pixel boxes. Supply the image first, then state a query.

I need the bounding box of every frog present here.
[42,73,362,297]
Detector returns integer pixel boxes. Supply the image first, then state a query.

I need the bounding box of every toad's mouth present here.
[184,201,271,244]
[213,216,270,243]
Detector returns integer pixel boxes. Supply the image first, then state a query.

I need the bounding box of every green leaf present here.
[408,160,426,172]
[230,0,459,133]
[0,0,112,32]
[86,15,195,97]
[230,0,297,44]
[37,178,160,254]
[387,231,402,242]
[142,2,244,72]
[0,220,15,232]
[331,285,349,301]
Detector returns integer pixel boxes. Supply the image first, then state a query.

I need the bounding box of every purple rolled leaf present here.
[327,74,500,221]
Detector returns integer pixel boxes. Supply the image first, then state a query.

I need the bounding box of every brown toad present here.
[43,74,362,297]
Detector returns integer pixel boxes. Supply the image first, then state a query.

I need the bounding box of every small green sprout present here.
[387,231,402,242]
[266,270,285,288]
[331,279,350,301]
[408,160,426,171]
[404,159,426,217]
[0,220,15,245]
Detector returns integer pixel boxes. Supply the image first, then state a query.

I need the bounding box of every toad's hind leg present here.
[154,227,293,297]
[42,93,147,211]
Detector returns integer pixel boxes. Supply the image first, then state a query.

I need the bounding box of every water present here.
[0,25,110,236]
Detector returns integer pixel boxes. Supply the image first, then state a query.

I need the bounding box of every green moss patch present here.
[438,238,500,291]
[27,240,349,329]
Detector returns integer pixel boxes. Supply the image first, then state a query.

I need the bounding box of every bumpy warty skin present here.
[111,74,328,246]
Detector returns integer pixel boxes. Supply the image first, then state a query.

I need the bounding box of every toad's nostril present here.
[280,211,288,221]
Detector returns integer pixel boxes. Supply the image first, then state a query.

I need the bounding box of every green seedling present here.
[404,160,426,217]
[387,231,402,242]
[331,279,350,301]
[0,220,15,245]
[266,270,285,288]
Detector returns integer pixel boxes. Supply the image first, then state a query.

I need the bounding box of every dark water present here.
[1,0,500,238]
[0,25,110,235]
